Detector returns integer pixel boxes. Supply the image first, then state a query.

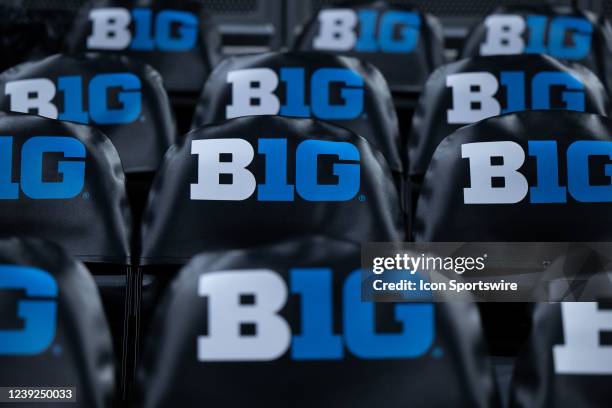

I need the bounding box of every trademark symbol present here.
[52,344,63,356]
[359,194,366,202]
[140,115,146,122]
[431,346,443,359]
[82,192,89,200]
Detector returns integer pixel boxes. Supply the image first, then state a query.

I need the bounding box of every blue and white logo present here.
[226,67,364,120]
[0,136,86,199]
[447,71,585,124]
[480,14,593,60]
[0,266,58,355]
[197,269,435,361]
[191,138,360,202]
[313,8,421,53]
[463,140,612,203]
[87,7,198,51]
[5,73,142,125]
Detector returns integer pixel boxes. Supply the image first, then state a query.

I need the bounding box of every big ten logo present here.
[87,7,198,51]
[0,136,86,200]
[313,8,420,53]
[197,269,435,361]
[480,14,593,59]
[462,140,612,204]
[225,67,364,120]
[190,138,361,202]
[0,266,57,355]
[553,302,612,374]
[446,71,585,124]
[5,74,142,125]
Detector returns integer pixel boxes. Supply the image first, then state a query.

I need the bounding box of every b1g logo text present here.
[198,269,434,361]
[480,14,593,59]
[87,7,197,51]
[447,71,585,124]
[462,140,612,204]
[553,302,612,374]
[313,9,420,53]
[0,266,57,355]
[5,74,142,125]
[191,138,360,201]
[0,136,86,199]
[226,67,364,120]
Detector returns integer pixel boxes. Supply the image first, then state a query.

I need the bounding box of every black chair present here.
[293,0,446,144]
[138,235,498,408]
[0,237,116,408]
[65,0,222,95]
[461,4,612,93]
[413,109,612,352]
[0,112,132,395]
[294,0,445,95]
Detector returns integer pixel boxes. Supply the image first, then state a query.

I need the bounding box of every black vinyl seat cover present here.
[191,51,403,194]
[294,0,445,93]
[413,110,612,242]
[0,237,115,408]
[413,110,612,407]
[0,53,176,174]
[0,113,131,264]
[509,273,612,408]
[138,236,497,408]
[65,0,222,93]
[408,54,610,198]
[461,4,612,93]
[140,115,405,265]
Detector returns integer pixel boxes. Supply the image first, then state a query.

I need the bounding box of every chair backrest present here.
[0,113,131,265]
[294,0,445,93]
[140,115,405,267]
[461,4,612,92]
[138,236,497,408]
[413,110,612,242]
[0,237,115,408]
[0,53,176,174]
[65,0,222,93]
